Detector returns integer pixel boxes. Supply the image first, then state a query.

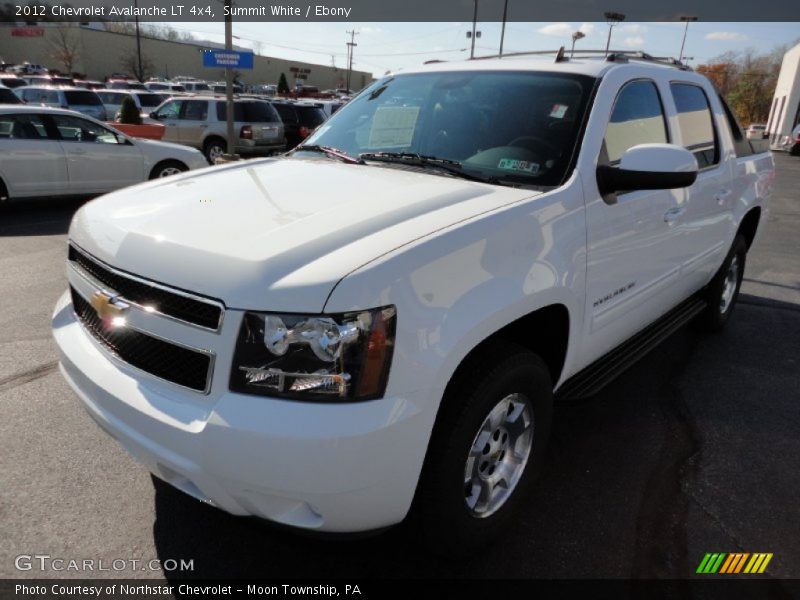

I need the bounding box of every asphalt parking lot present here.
[1,154,798,582]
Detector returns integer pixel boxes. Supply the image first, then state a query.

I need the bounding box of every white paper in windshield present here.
[368,106,420,148]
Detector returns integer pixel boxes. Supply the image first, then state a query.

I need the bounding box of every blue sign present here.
[202,50,254,70]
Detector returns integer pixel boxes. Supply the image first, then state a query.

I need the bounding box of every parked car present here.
[51,54,773,555]
[784,123,800,155]
[107,80,148,91]
[147,97,285,162]
[22,75,74,87]
[0,84,22,104]
[15,86,106,121]
[96,90,164,119]
[0,106,207,201]
[0,75,27,89]
[145,82,187,93]
[269,100,327,148]
[210,82,244,95]
[746,123,768,139]
[182,81,211,93]
[10,62,47,75]
[74,80,106,90]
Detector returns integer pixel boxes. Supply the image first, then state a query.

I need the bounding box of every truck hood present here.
[69,157,539,312]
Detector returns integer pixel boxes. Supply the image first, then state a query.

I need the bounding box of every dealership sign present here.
[202,50,254,70]
[11,27,44,37]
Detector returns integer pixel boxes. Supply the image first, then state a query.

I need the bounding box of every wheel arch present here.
[737,206,761,251]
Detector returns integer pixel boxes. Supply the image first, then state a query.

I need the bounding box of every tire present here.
[0,178,8,202]
[203,138,226,164]
[149,160,188,180]
[694,235,747,332]
[415,342,553,556]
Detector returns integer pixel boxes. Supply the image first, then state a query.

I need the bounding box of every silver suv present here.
[15,86,106,121]
[148,97,285,163]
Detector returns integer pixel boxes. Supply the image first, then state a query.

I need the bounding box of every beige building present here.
[0,24,372,90]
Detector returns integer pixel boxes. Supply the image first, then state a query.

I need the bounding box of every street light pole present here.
[604,12,625,56]
[570,30,585,58]
[678,16,697,62]
[224,0,235,157]
[346,29,358,92]
[499,0,509,58]
[133,0,142,81]
[470,0,478,59]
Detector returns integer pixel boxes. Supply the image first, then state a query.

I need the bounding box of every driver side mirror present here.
[597,143,698,197]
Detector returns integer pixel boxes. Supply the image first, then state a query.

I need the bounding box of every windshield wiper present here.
[359,152,500,184]
[294,145,364,164]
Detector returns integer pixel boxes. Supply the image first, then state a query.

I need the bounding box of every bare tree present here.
[120,51,154,82]
[49,24,81,74]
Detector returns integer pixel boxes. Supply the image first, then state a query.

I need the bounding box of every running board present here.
[555,296,707,401]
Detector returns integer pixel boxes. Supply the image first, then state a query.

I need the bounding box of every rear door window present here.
[670,83,719,168]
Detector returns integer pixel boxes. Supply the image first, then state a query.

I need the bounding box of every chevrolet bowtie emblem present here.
[90,291,127,321]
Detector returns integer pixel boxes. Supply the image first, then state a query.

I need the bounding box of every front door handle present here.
[715,189,732,205]
[664,206,686,223]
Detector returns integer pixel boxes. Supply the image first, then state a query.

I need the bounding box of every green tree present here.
[118,96,141,125]
[278,72,290,94]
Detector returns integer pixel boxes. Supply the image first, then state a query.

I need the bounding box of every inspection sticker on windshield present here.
[368,106,420,148]
[550,104,568,119]
[498,158,540,174]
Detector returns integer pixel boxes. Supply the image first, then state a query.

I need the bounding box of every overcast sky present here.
[160,21,800,78]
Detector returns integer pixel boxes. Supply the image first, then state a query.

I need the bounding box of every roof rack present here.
[471,48,693,71]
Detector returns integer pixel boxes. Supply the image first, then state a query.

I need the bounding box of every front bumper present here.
[52,290,431,532]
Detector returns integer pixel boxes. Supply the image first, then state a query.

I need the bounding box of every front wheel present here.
[149,160,187,180]
[415,343,553,555]
[695,235,747,332]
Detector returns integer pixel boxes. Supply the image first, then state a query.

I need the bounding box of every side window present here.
[51,115,123,144]
[670,83,719,168]
[603,80,668,164]
[181,100,208,121]
[155,100,182,119]
[2,114,50,140]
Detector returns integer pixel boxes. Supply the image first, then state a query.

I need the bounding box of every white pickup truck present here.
[53,52,774,554]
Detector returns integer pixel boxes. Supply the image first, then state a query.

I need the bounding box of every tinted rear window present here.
[295,105,326,127]
[65,91,102,105]
[215,101,279,122]
[0,88,21,104]
[136,93,163,107]
[272,103,298,124]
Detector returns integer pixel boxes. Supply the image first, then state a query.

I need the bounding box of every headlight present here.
[229,306,396,401]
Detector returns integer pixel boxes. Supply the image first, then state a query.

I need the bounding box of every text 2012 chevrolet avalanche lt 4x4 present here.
[53,52,774,554]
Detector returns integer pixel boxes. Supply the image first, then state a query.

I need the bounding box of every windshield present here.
[303,70,594,186]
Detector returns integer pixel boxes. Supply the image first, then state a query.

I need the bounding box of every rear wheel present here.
[695,235,747,332]
[149,160,187,180]
[415,343,553,555]
[203,138,226,164]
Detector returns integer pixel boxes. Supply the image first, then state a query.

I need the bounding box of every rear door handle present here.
[70,148,87,155]
[664,206,686,223]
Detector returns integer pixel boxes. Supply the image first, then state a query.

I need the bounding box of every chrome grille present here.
[70,287,213,392]
[68,244,223,331]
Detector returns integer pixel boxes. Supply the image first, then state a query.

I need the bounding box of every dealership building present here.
[767,42,800,147]
[0,23,372,90]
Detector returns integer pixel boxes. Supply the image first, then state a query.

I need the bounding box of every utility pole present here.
[604,12,626,56]
[470,0,478,59]
[224,0,235,157]
[346,29,358,92]
[499,0,509,58]
[133,0,142,80]
[678,16,697,62]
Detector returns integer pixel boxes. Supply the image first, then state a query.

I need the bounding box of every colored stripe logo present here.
[697,553,773,574]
